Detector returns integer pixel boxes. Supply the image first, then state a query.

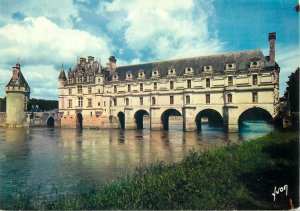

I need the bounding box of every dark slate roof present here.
[6,68,30,89]
[59,69,67,80]
[115,50,269,80]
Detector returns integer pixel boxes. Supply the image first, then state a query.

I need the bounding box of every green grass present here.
[42,131,299,210]
[2,131,299,210]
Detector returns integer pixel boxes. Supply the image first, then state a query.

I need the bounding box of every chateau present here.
[58,32,280,132]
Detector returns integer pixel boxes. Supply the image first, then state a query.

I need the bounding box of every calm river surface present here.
[0,121,273,203]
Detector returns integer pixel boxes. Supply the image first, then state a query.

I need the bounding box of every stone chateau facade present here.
[58,32,280,132]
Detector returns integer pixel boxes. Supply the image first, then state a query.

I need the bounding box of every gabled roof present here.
[114,50,270,80]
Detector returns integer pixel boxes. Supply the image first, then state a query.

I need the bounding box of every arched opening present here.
[76,113,83,129]
[117,112,125,129]
[134,110,150,129]
[238,107,273,132]
[161,109,182,130]
[195,109,223,131]
[47,116,55,127]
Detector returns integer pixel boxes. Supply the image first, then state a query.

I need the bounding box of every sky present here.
[0,0,299,99]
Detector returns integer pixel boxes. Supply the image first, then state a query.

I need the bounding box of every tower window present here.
[228,76,233,86]
[187,80,191,88]
[113,98,117,106]
[114,85,117,93]
[206,78,210,88]
[253,75,258,85]
[206,94,210,104]
[126,98,129,106]
[252,92,258,103]
[152,97,156,105]
[186,95,190,104]
[170,81,174,90]
[140,97,143,105]
[128,84,131,92]
[227,94,232,103]
[154,82,157,90]
[140,84,143,92]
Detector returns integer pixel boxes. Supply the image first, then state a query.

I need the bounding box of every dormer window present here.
[152,69,160,78]
[225,63,236,71]
[168,68,176,76]
[138,70,145,79]
[250,58,261,68]
[112,73,119,81]
[203,66,212,73]
[184,67,194,75]
[126,71,133,80]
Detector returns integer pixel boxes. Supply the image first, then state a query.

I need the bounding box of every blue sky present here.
[0,0,299,99]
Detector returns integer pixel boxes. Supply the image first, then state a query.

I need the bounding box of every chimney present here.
[108,56,117,76]
[268,32,276,64]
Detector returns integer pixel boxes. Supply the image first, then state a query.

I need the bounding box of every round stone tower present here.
[5,60,30,127]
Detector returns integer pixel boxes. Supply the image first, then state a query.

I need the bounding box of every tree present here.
[283,67,299,112]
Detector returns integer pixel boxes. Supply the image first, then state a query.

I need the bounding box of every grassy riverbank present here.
[4,131,299,210]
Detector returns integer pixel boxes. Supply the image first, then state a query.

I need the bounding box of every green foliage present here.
[283,67,299,112]
[28,98,58,111]
[42,131,299,210]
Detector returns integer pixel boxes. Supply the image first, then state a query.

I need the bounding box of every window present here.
[68,77,72,83]
[126,98,129,106]
[186,95,190,104]
[140,97,143,105]
[78,97,83,107]
[90,112,93,117]
[253,75,258,85]
[227,94,232,103]
[206,78,210,88]
[77,85,82,94]
[113,98,117,106]
[114,85,117,93]
[98,89,100,93]
[68,99,72,108]
[98,102,100,106]
[206,94,210,104]
[152,97,156,105]
[88,87,92,94]
[228,76,233,86]
[154,82,157,90]
[68,89,72,95]
[252,92,258,103]
[88,98,92,107]
[170,81,174,90]
[127,84,131,92]
[140,84,143,92]
[104,101,106,106]
[187,80,191,88]
[98,78,100,82]
[78,76,83,83]
[170,96,174,104]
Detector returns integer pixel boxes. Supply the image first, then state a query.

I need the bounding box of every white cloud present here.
[276,45,300,96]
[99,0,223,61]
[0,0,78,27]
[0,16,112,99]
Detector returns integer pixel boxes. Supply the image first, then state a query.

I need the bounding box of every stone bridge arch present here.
[160,108,182,130]
[238,106,273,130]
[195,109,223,131]
[134,109,150,129]
[46,116,55,127]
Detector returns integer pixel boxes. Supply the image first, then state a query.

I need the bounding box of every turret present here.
[5,59,30,127]
[268,32,276,64]
[58,63,66,110]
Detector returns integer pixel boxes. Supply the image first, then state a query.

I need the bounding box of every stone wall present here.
[0,112,6,127]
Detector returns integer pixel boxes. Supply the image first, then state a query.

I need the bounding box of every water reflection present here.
[0,121,273,203]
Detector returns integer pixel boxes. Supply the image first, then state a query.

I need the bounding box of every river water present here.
[0,121,273,204]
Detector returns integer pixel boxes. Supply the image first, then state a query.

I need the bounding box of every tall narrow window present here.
[140,84,143,92]
[68,89,72,95]
[77,85,82,94]
[126,98,129,106]
[88,87,92,94]
[88,98,92,107]
[228,76,233,86]
[114,85,117,93]
[206,94,210,104]
[206,78,210,88]
[253,75,258,85]
[227,94,232,103]
[170,81,174,90]
[187,80,191,88]
[140,97,143,105]
[68,99,72,108]
[186,95,190,104]
[170,96,174,104]
[152,97,156,105]
[154,82,157,90]
[78,97,83,107]
[252,92,258,103]
[128,84,131,92]
[113,98,117,106]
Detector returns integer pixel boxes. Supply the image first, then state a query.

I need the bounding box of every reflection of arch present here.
[117,112,125,129]
[47,116,55,127]
[238,107,273,130]
[161,109,182,130]
[76,113,83,129]
[134,110,150,129]
[195,109,223,131]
